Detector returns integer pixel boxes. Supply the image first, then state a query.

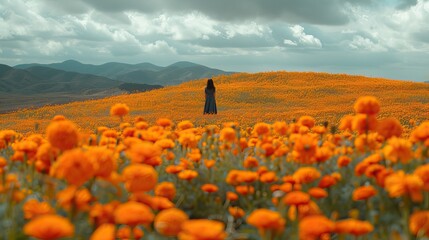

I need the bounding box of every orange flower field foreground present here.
[1,72,429,133]
[1,92,429,240]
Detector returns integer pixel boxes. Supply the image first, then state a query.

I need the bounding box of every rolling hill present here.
[15,60,233,85]
[1,71,428,133]
[0,64,162,113]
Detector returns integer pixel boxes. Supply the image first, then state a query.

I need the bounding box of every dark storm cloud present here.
[79,0,362,25]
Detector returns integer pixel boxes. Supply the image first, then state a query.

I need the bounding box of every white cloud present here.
[142,40,177,54]
[290,25,322,48]
[224,22,271,39]
[348,35,387,52]
[283,39,297,46]
[39,40,64,55]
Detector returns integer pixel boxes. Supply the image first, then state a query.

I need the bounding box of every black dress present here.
[203,87,217,114]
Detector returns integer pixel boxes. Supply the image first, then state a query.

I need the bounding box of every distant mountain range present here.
[15,60,233,85]
[0,60,232,113]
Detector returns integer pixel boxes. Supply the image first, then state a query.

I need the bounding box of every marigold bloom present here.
[352,186,377,201]
[24,214,74,240]
[236,185,255,195]
[409,211,429,237]
[201,183,219,193]
[288,201,321,221]
[166,165,184,174]
[204,159,216,169]
[315,147,332,163]
[385,170,423,202]
[383,137,413,164]
[46,120,79,151]
[299,215,335,240]
[90,224,115,240]
[127,142,162,166]
[155,139,175,149]
[293,134,318,164]
[415,164,429,191]
[298,116,316,129]
[179,219,227,240]
[293,167,321,184]
[110,103,129,118]
[318,175,338,188]
[247,209,286,232]
[51,149,95,186]
[229,206,245,219]
[284,191,311,206]
[86,147,117,178]
[237,171,259,183]
[90,201,120,226]
[226,191,239,201]
[335,219,374,236]
[57,186,92,211]
[308,188,328,199]
[352,114,378,135]
[154,208,189,237]
[114,201,154,226]
[253,122,271,136]
[339,115,354,131]
[35,143,60,172]
[178,170,198,181]
[155,182,176,200]
[273,121,288,135]
[354,96,380,115]
[156,118,173,128]
[177,120,194,131]
[122,164,158,193]
[376,117,403,139]
[337,156,351,168]
[149,196,175,211]
[219,127,236,142]
[23,199,55,219]
[410,121,429,142]
[260,171,278,183]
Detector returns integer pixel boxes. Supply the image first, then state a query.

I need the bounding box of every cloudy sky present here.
[1,0,429,81]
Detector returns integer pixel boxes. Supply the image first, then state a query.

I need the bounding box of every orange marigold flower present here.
[352,186,377,201]
[110,103,129,118]
[293,134,318,164]
[179,219,226,240]
[383,137,413,164]
[155,139,175,149]
[201,183,219,193]
[149,196,175,211]
[57,186,92,211]
[229,206,245,219]
[219,127,236,142]
[155,208,189,237]
[51,149,95,186]
[308,188,328,199]
[283,191,311,206]
[236,185,255,195]
[339,115,354,131]
[337,155,352,168]
[177,120,194,131]
[335,219,374,236]
[35,143,60,173]
[409,211,429,237]
[156,118,173,128]
[410,121,429,142]
[299,215,335,240]
[415,164,429,191]
[226,191,239,201]
[288,201,321,221]
[155,182,176,201]
[90,201,120,227]
[293,167,321,184]
[114,201,154,226]
[253,122,271,136]
[273,121,288,135]
[90,224,115,240]
[237,171,259,183]
[23,199,55,219]
[24,214,74,240]
[376,117,403,139]
[260,171,278,183]
[385,170,423,202]
[247,209,286,237]
[122,164,158,193]
[204,159,216,169]
[315,146,332,163]
[354,96,380,115]
[166,165,184,174]
[127,142,162,166]
[354,132,381,152]
[86,147,118,178]
[298,116,316,129]
[352,114,378,135]
[178,170,198,181]
[46,120,79,151]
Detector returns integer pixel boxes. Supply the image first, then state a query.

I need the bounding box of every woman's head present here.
[207,79,215,89]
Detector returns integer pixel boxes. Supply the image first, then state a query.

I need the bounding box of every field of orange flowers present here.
[1,94,429,240]
[1,71,429,134]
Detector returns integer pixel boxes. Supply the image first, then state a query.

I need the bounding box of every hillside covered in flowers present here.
[1,71,429,133]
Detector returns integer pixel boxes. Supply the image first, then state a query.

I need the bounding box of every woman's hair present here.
[206,79,215,90]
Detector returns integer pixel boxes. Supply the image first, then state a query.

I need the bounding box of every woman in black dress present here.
[203,79,217,114]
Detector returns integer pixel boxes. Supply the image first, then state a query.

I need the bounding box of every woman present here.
[203,79,217,114]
